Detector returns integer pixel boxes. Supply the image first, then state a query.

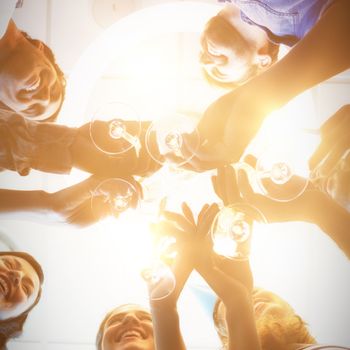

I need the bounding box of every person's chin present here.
[209,69,242,85]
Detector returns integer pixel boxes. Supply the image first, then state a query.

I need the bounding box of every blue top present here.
[218,0,336,46]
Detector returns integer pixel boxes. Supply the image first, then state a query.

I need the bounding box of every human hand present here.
[151,202,219,268]
[48,175,142,227]
[181,85,270,172]
[309,105,350,208]
[71,120,162,178]
[211,164,243,206]
[309,105,350,177]
[236,159,324,224]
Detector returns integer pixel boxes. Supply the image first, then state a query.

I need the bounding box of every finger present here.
[211,172,225,204]
[179,158,223,172]
[72,197,110,227]
[313,135,350,177]
[242,154,257,168]
[216,167,228,205]
[62,175,102,208]
[197,203,210,224]
[181,202,195,226]
[309,138,333,172]
[197,203,219,236]
[165,148,226,172]
[237,169,255,201]
[177,139,229,172]
[320,105,350,137]
[223,165,240,204]
[162,211,194,233]
[310,106,350,170]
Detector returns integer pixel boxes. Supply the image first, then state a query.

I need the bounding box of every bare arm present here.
[195,258,260,350]
[0,175,138,227]
[310,191,350,260]
[149,204,197,350]
[237,168,350,260]
[0,189,51,219]
[149,203,218,350]
[188,0,350,171]
[149,254,191,350]
[224,0,350,147]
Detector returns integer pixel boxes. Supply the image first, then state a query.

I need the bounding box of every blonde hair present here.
[213,297,316,350]
[255,313,316,350]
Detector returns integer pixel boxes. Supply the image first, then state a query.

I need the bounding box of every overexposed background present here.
[1,1,350,349]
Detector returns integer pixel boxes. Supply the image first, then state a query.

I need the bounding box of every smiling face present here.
[199,15,258,85]
[101,305,154,350]
[0,35,63,121]
[0,255,41,320]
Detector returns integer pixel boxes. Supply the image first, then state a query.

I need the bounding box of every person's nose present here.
[199,51,213,65]
[32,68,54,103]
[8,270,23,287]
[36,86,50,102]
[122,314,141,326]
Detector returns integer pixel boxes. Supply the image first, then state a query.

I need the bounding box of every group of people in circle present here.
[1,0,350,349]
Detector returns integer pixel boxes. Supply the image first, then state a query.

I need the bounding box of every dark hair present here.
[96,304,151,350]
[21,31,66,122]
[200,15,279,89]
[0,252,44,349]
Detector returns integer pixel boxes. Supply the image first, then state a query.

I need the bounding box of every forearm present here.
[311,192,350,259]
[239,0,350,116]
[225,300,261,350]
[196,262,260,350]
[0,189,53,221]
[148,255,193,350]
[196,261,248,311]
[150,302,186,350]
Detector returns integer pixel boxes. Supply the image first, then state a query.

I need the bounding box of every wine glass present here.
[254,148,309,202]
[89,101,142,156]
[141,236,176,300]
[145,113,200,167]
[211,203,266,260]
[90,178,141,219]
[236,142,309,202]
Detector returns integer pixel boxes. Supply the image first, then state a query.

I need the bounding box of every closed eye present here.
[107,316,123,326]
[22,284,30,296]
[4,260,14,269]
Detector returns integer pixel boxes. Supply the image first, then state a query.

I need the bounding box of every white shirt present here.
[0,0,17,39]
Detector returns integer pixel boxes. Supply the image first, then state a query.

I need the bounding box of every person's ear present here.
[257,54,272,68]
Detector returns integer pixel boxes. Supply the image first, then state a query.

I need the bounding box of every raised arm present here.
[185,0,350,171]
[149,202,218,350]
[195,258,260,350]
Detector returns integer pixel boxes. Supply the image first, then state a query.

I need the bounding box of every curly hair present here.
[0,252,44,349]
[213,296,316,350]
[255,313,316,350]
[20,31,66,122]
